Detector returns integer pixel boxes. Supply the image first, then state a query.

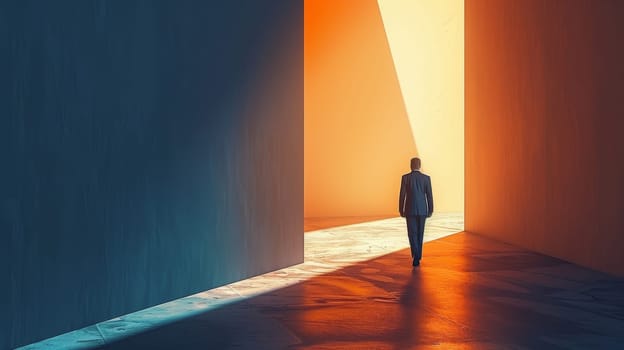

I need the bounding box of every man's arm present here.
[426,176,434,217]
[399,176,406,217]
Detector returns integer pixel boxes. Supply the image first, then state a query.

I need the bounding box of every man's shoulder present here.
[403,171,431,180]
[417,172,431,181]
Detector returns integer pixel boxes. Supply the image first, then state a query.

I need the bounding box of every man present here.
[399,157,433,267]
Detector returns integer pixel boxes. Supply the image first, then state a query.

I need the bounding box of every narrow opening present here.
[304,0,464,230]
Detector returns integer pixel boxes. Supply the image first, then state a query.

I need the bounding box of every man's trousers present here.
[406,215,427,261]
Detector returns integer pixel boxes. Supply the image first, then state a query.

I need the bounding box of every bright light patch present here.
[378,0,465,212]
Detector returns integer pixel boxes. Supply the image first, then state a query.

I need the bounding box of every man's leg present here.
[415,215,427,261]
[405,216,418,262]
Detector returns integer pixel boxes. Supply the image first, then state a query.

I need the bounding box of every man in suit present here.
[399,157,433,267]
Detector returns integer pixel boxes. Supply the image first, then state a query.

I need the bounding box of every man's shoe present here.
[412,259,420,267]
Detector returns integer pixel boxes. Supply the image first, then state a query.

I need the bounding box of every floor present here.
[20,213,624,349]
[303,215,398,232]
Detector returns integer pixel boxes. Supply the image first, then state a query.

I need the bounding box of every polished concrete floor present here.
[21,214,624,349]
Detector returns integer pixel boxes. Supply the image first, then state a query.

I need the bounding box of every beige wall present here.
[378,0,464,213]
[304,0,464,217]
[465,0,624,276]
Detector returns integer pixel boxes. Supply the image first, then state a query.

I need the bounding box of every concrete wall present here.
[0,1,303,348]
[465,0,624,276]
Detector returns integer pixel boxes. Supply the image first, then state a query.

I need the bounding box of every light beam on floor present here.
[19,214,464,349]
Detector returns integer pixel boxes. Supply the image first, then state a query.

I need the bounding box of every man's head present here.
[410,157,421,171]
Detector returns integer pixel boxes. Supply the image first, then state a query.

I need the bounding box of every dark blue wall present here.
[0,1,303,348]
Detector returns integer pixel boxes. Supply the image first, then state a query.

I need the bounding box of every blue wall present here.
[0,1,303,348]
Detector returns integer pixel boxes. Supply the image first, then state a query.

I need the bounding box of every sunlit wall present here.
[304,0,464,217]
[378,0,464,213]
[465,0,624,276]
[304,0,417,217]
[1,1,303,348]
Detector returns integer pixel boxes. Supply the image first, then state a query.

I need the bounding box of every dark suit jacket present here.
[399,170,433,217]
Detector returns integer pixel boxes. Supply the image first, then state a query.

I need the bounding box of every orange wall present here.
[465,0,624,276]
[304,0,416,217]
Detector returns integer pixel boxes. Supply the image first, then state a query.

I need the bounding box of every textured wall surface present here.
[466,0,624,276]
[1,1,303,348]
